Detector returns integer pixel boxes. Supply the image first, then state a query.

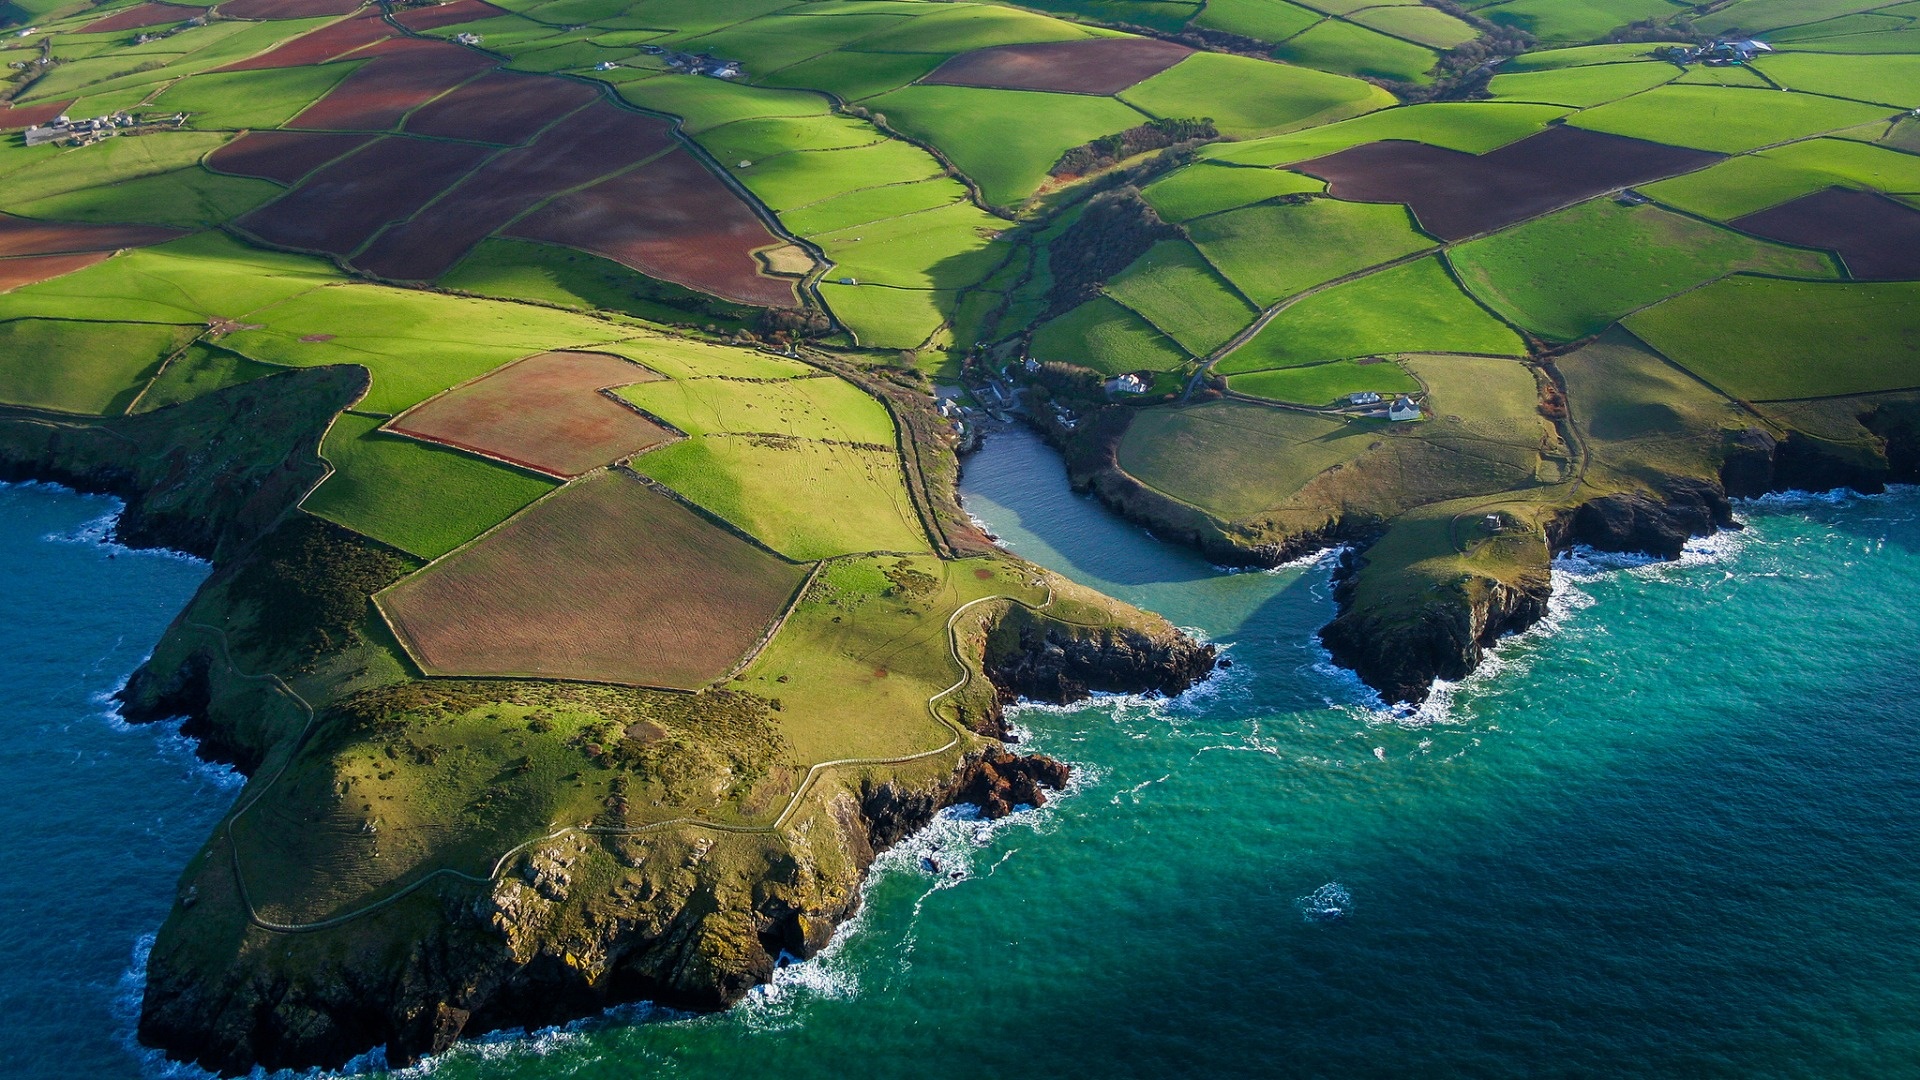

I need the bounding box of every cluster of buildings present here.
[132,14,205,45]
[1670,38,1773,65]
[1346,391,1423,421]
[640,44,741,79]
[23,111,182,147]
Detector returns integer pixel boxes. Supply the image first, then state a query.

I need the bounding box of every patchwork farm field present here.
[377,468,809,688]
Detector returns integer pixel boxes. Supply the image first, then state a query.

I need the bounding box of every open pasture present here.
[922,37,1192,95]
[304,411,559,559]
[734,140,945,212]
[1218,257,1524,373]
[614,76,827,134]
[9,166,278,230]
[436,239,759,330]
[1478,0,1687,41]
[1192,0,1321,40]
[697,115,882,165]
[0,232,343,325]
[0,213,182,257]
[1761,52,1920,109]
[1200,102,1569,166]
[1555,328,1752,482]
[1298,126,1720,239]
[403,70,597,145]
[1567,84,1893,154]
[761,48,948,103]
[286,40,493,132]
[1187,198,1433,306]
[865,84,1143,206]
[1698,0,1908,34]
[816,282,950,349]
[1105,239,1258,355]
[377,468,808,688]
[152,63,365,130]
[0,317,192,414]
[133,341,281,412]
[506,149,798,308]
[1030,296,1191,374]
[1269,19,1438,83]
[1119,51,1395,139]
[1485,61,1678,107]
[1228,358,1420,406]
[1450,199,1838,340]
[0,132,234,207]
[1626,276,1920,399]
[1732,188,1920,280]
[1117,399,1356,520]
[1347,4,1479,47]
[844,2,1094,53]
[389,350,672,478]
[779,177,968,236]
[811,200,1005,291]
[1642,137,1920,219]
[1141,162,1325,222]
[354,104,676,282]
[632,434,931,560]
[616,374,896,446]
[237,136,495,257]
[593,334,814,382]
[206,131,373,185]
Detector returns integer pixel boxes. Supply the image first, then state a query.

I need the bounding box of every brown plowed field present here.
[79,2,200,33]
[377,468,809,689]
[403,69,597,144]
[356,102,672,280]
[0,99,75,130]
[0,213,183,255]
[388,350,673,476]
[285,40,491,130]
[923,37,1191,95]
[219,0,361,18]
[237,135,495,255]
[206,130,374,184]
[1297,126,1722,240]
[218,11,389,70]
[507,149,798,307]
[394,0,503,30]
[1732,187,1920,281]
[0,252,114,291]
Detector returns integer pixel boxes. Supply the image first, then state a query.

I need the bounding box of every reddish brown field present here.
[78,1,200,33]
[508,149,798,307]
[356,103,672,280]
[237,135,495,255]
[377,468,810,689]
[923,37,1191,95]
[403,69,597,144]
[0,213,182,255]
[388,350,674,476]
[1297,127,1722,239]
[393,0,504,30]
[219,0,360,18]
[0,99,75,130]
[206,130,374,184]
[218,11,390,70]
[0,252,113,291]
[1732,186,1920,281]
[285,40,491,130]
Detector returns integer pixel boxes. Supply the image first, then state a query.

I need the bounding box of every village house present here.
[1105,372,1150,395]
[1348,391,1382,406]
[1388,395,1423,422]
[452,31,481,45]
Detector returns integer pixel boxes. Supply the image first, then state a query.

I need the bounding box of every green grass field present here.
[1450,199,1838,340]
[1348,4,1480,47]
[1141,161,1326,222]
[1187,198,1434,306]
[1030,296,1192,374]
[0,317,193,414]
[1568,84,1893,153]
[780,177,968,235]
[1478,0,1689,41]
[1218,256,1525,373]
[1105,239,1259,355]
[1643,136,1920,218]
[1698,0,1905,34]
[867,85,1144,206]
[1555,327,1752,483]
[304,413,559,560]
[817,283,952,349]
[133,342,282,413]
[1117,398,1358,519]
[1499,42,1676,70]
[812,200,1008,290]
[733,139,945,211]
[1485,61,1679,107]
[152,63,363,131]
[1200,101,1569,166]
[594,334,813,381]
[1192,0,1322,41]
[1270,19,1439,83]
[632,434,930,559]
[1117,51,1395,139]
[697,115,885,164]
[0,233,343,325]
[1228,357,1420,405]
[843,2,1095,52]
[617,373,897,444]
[1625,276,1920,399]
[761,48,947,102]
[13,167,280,229]
[0,132,235,206]
[1759,51,1920,108]
[616,75,828,132]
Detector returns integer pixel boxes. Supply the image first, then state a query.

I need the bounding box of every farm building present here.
[1348,391,1382,406]
[1389,396,1423,421]
[1106,373,1151,395]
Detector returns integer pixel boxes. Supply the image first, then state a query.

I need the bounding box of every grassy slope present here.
[1030,296,1192,374]
[1188,198,1435,307]
[1105,238,1259,355]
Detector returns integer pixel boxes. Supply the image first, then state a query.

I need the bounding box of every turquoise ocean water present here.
[4,424,1920,1077]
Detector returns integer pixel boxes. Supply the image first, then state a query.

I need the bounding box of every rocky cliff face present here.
[982,604,1217,715]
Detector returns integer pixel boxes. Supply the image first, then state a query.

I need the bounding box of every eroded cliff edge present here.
[0,368,1214,1076]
